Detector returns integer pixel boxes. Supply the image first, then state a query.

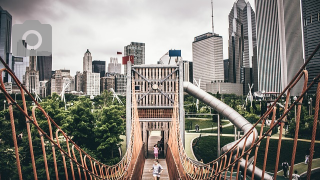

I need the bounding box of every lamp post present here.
[309,97,312,115]
[293,96,297,121]
[3,100,6,111]
[217,113,220,157]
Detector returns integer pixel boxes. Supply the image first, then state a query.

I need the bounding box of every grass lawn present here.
[200,124,277,136]
[193,136,320,173]
[185,118,228,131]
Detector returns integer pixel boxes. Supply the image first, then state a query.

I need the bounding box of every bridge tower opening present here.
[126,61,184,158]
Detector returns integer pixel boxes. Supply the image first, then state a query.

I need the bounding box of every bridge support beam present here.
[126,61,132,148]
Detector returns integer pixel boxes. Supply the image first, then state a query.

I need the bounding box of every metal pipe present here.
[183,82,272,180]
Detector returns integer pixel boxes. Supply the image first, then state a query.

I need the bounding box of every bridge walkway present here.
[142,131,169,179]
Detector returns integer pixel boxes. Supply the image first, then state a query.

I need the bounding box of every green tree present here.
[94,105,125,164]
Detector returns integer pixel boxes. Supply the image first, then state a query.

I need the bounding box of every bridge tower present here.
[126,61,184,157]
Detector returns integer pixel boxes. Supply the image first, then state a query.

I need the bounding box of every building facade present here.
[107,57,121,74]
[124,42,145,73]
[255,0,304,95]
[83,49,92,73]
[83,71,100,96]
[100,76,115,93]
[37,55,52,81]
[206,82,243,96]
[192,32,224,90]
[13,56,29,83]
[51,69,73,95]
[228,0,257,95]
[182,60,193,83]
[92,60,106,78]
[301,0,320,94]
[25,54,40,94]
[0,6,12,82]
[115,74,126,95]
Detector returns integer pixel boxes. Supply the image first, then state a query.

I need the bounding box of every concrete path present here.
[142,131,169,180]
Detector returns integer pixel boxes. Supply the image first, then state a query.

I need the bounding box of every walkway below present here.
[142,131,169,180]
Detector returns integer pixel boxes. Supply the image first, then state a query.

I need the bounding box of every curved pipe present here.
[183,82,272,180]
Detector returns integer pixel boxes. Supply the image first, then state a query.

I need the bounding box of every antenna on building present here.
[211,0,214,33]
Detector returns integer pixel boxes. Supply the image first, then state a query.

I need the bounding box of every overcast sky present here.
[2,0,255,75]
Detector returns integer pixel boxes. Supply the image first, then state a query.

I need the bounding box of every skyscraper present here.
[124,42,145,73]
[83,49,92,73]
[255,0,304,95]
[25,51,40,95]
[92,60,106,78]
[228,0,257,95]
[107,57,121,74]
[37,55,52,81]
[192,32,224,90]
[0,6,12,82]
[13,56,29,83]
[82,49,100,96]
[301,0,320,94]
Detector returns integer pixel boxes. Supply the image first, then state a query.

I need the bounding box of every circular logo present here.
[152,84,158,90]
[22,30,42,50]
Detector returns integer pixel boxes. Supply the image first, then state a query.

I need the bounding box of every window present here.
[318,13,320,21]
[310,15,312,23]
[135,85,141,91]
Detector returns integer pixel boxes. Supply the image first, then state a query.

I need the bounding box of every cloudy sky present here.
[2,0,255,75]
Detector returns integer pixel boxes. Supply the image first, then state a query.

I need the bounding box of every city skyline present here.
[1,0,255,75]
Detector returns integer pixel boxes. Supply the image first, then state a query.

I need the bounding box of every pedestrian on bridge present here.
[282,160,289,178]
[154,144,159,159]
[149,160,163,180]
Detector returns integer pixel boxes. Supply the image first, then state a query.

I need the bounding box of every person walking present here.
[154,144,159,159]
[292,170,300,180]
[305,148,310,164]
[281,160,289,178]
[149,160,163,180]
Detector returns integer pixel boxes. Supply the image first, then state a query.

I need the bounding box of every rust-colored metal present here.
[307,82,320,179]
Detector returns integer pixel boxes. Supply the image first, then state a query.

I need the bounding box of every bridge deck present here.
[142,131,169,179]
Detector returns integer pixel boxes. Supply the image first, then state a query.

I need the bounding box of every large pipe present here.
[183,82,272,180]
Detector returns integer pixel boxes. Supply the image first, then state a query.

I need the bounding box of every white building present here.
[192,32,224,90]
[82,49,100,96]
[13,56,29,83]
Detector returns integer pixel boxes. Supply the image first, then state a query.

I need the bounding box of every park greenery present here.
[0,91,126,179]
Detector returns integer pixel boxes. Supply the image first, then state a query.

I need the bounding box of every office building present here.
[13,56,29,83]
[100,76,115,93]
[92,60,106,78]
[51,69,73,95]
[192,32,224,90]
[25,53,40,95]
[228,0,257,95]
[301,0,320,94]
[83,71,100,96]
[37,55,52,81]
[82,49,100,96]
[115,74,126,95]
[255,0,304,95]
[107,57,121,74]
[183,60,193,83]
[0,6,12,82]
[83,49,92,73]
[75,71,83,92]
[206,82,243,96]
[223,59,229,82]
[124,42,145,73]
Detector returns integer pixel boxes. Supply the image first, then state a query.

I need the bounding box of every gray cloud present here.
[2,0,255,75]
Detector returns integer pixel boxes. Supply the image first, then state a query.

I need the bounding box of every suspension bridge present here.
[0,42,320,180]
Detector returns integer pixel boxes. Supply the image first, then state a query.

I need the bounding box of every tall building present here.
[75,71,83,92]
[301,0,320,94]
[0,6,12,82]
[25,52,40,95]
[83,49,92,73]
[124,42,145,73]
[107,57,121,74]
[100,76,115,93]
[192,32,224,90]
[183,60,193,83]
[37,55,52,81]
[92,60,105,78]
[255,0,304,95]
[13,56,29,83]
[228,0,257,95]
[82,49,100,96]
[51,69,74,95]
[115,74,126,95]
[223,59,229,82]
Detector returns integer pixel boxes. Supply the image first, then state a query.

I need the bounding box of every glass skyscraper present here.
[0,6,12,82]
